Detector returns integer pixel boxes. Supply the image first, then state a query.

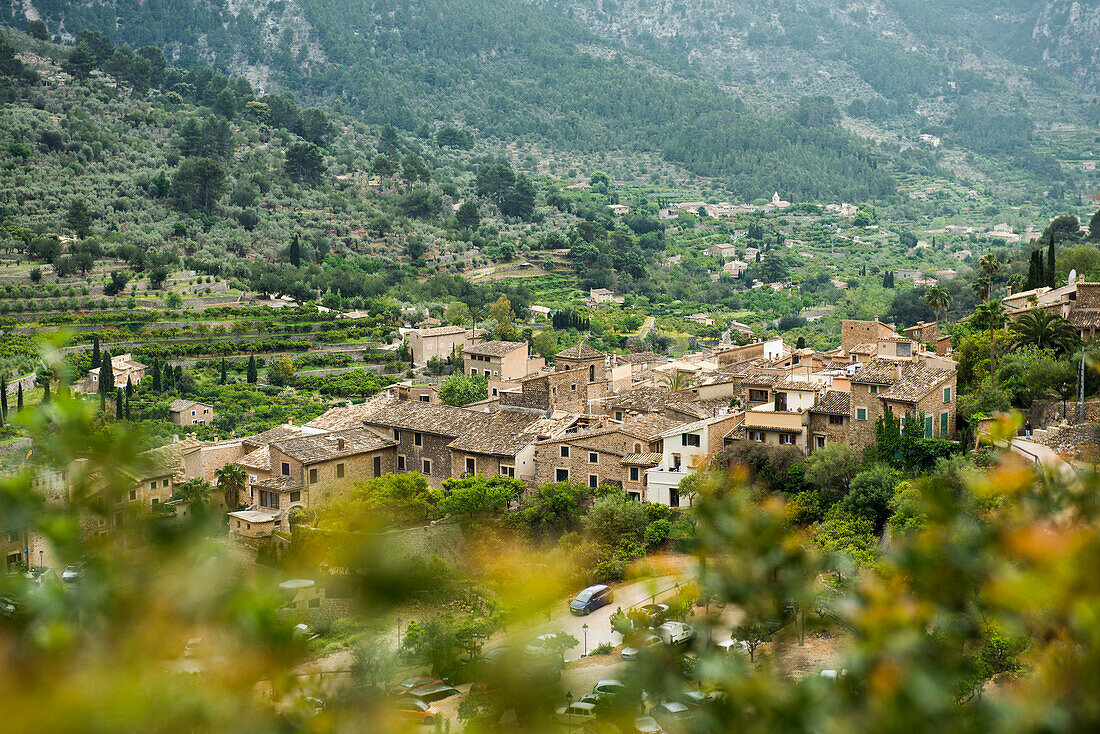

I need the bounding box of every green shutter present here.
[943,386,951,402]
[940,411,949,436]
[924,415,933,439]
[856,407,867,420]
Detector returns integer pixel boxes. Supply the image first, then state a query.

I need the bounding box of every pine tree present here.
[91,334,100,370]
[1047,233,1056,288]
[115,388,123,420]
[247,355,257,384]
[152,357,161,391]
[16,382,23,411]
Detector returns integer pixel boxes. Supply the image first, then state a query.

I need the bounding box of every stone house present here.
[408,325,470,368]
[169,399,215,426]
[245,428,397,519]
[840,319,897,354]
[464,341,535,381]
[361,401,475,485]
[77,353,147,394]
[847,358,956,451]
[446,411,568,482]
[645,413,744,507]
[808,391,852,452]
[533,414,681,498]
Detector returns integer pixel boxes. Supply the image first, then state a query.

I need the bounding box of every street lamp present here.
[1062,382,1068,421]
[565,691,574,734]
[582,623,589,657]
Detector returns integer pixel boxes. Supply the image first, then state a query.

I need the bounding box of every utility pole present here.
[1079,342,1086,424]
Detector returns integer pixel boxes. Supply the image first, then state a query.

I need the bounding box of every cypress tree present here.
[247,355,257,384]
[91,334,100,370]
[1047,233,1056,288]
[125,376,132,400]
[174,365,183,386]
[152,357,161,391]
[220,358,227,385]
[124,395,130,420]
[16,382,23,411]
[115,388,123,420]
[289,235,301,267]
[163,362,173,390]
[42,378,50,404]
[0,377,6,425]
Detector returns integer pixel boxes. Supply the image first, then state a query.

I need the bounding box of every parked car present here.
[621,633,662,660]
[820,669,848,680]
[405,683,460,703]
[649,702,694,732]
[638,603,670,627]
[570,584,613,615]
[293,623,320,641]
[0,596,17,619]
[468,681,502,697]
[656,621,696,646]
[593,679,628,697]
[633,715,665,734]
[556,701,598,726]
[524,632,560,658]
[715,639,749,657]
[393,676,441,695]
[481,646,512,664]
[391,697,439,724]
[673,690,713,709]
[61,563,85,583]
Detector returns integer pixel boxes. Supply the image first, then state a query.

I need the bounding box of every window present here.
[669,487,680,508]
[336,463,345,479]
[466,458,476,475]
[629,467,639,482]
[419,394,430,402]
[309,468,318,484]
[943,386,951,403]
[924,414,934,439]
[940,411,949,436]
[829,414,844,425]
[779,433,795,445]
[149,482,156,490]
[281,462,290,476]
[289,490,301,502]
[259,491,279,509]
[815,436,826,449]
[634,443,642,453]
[397,455,406,471]
[414,432,423,447]
[560,446,570,458]
[856,407,867,421]
[129,489,136,501]
[589,452,598,464]
[422,459,431,475]
[681,433,701,447]
[749,431,765,442]
[614,411,623,421]
[589,365,595,382]
[163,479,169,487]
[589,474,599,488]
[394,429,401,440]
[748,389,768,403]
[500,465,515,478]
[571,383,577,391]
[870,385,879,394]
[897,342,912,357]
[373,456,382,478]
[151,498,159,506]
[556,469,569,482]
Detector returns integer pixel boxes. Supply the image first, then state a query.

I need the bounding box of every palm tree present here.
[174,477,213,510]
[659,370,691,391]
[1011,311,1080,354]
[923,284,951,325]
[978,253,1000,302]
[215,463,247,510]
[973,300,1006,386]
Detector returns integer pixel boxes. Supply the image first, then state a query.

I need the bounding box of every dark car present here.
[650,702,694,732]
[570,584,613,615]
[405,683,460,703]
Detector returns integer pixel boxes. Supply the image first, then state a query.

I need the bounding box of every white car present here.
[555,701,597,726]
[656,621,696,645]
[524,633,558,658]
[716,639,749,656]
[621,633,662,660]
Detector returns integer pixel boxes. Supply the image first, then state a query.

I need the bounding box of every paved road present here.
[1009,438,1079,481]
[634,316,656,341]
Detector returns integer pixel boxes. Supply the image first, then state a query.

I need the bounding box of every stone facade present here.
[408,326,469,368]
[841,319,897,353]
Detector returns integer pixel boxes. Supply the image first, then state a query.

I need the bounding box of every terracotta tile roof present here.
[774,378,821,392]
[304,394,393,431]
[849,342,877,356]
[811,391,851,415]
[608,386,694,413]
[850,358,903,385]
[412,325,467,337]
[241,424,307,450]
[616,351,664,365]
[239,445,272,472]
[465,340,527,357]
[555,342,605,361]
[878,364,954,403]
[621,452,662,466]
[362,399,480,437]
[1069,309,1100,329]
[168,399,210,412]
[271,427,397,465]
[446,412,556,456]
[253,475,301,491]
[740,372,783,388]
